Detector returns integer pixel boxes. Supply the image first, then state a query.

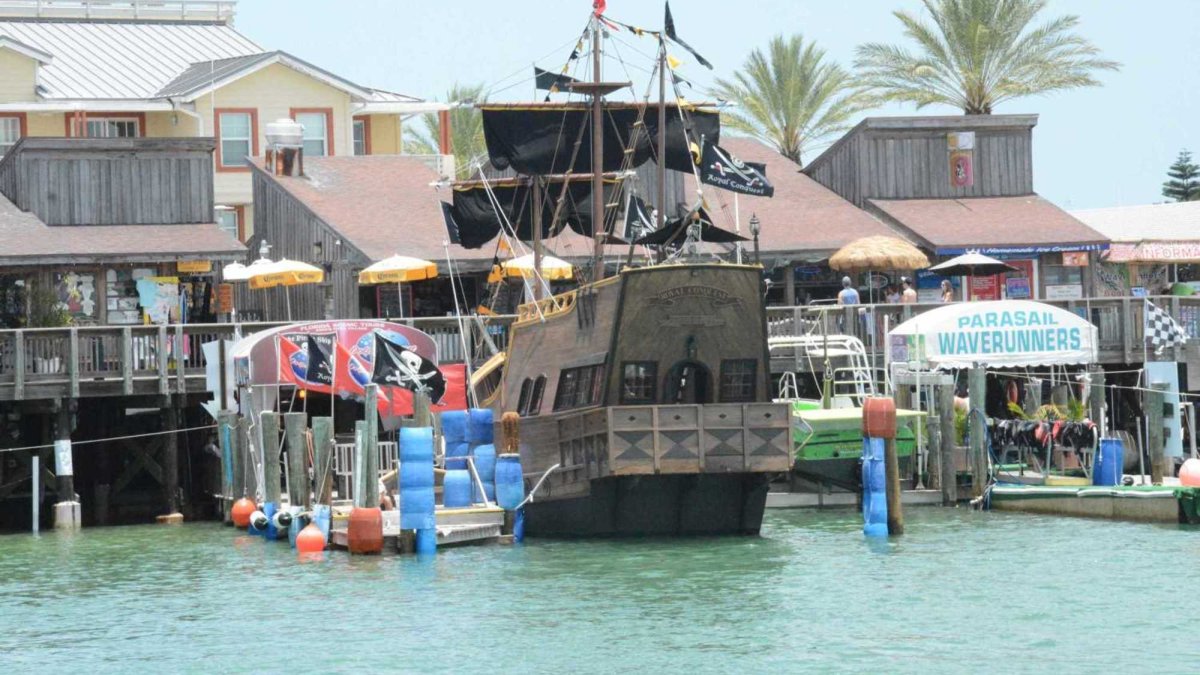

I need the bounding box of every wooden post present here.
[260,411,281,505]
[54,401,73,503]
[157,325,169,395]
[501,412,520,455]
[217,410,236,521]
[283,412,308,508]
[1148,382,1167,485]
[312,416,334,505]
[163,397,180,515]
[364,385,380,504]
[31,453,38,534]
[121,326,133,395]
[413,390,432,427]
[968,367,987,498]
[1089,366,1106,434]
[884,434,904,535]
[68,327,79,398]
[234,416,251,499]
[14,330,25,401]
[784,265,796,306]
[353,420,369,508]
[938,383,957,505]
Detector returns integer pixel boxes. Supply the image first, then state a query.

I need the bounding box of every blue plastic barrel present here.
[472,443,497,502]
[444,440,471,471]
[441,410,469,443]
[494,454,525,510]
[443,469,473,508]
[861,437,888,537]
[1094,437,1124,486]
[400,427,436,530]
[468,408,495,446]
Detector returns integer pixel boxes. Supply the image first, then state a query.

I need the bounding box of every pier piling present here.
[968,368,987,498]
[157,397,183,524]
[283,413,308,508]
[938,383,958,505]
[1149,382,1167,484]
[52,400,81,530]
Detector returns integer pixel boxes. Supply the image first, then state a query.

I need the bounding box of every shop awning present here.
[867,196,1110,256]
[889,300,1098,369]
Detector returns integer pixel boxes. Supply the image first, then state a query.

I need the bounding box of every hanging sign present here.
[177,260,213,274]
[949,151,974,187]
[216,283,234,314]
[1062,251,1089,266]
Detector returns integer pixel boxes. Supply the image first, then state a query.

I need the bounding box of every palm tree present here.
[403,82,487,179]
[710,35,872,166]
[855,0,1120,115]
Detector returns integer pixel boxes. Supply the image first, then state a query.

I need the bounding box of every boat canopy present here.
[888,300,1098,369]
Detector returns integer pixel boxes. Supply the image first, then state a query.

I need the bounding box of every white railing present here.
[0,0,235,22]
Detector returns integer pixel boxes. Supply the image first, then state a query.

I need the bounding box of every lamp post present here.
[749,213,761,264]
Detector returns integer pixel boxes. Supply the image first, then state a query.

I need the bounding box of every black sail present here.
[481,104,719,176]
[449,178,623,248]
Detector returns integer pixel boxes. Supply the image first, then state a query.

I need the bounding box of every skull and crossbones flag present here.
[304,333,335,386]
[370,332,446,403]
[699,139,774,197]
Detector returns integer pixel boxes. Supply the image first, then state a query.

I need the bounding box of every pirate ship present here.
[454,2,791,536]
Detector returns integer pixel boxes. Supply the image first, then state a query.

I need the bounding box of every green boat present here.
[770,334,923,491]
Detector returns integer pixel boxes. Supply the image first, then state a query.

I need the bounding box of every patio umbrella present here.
[500,253,575,281]
[357,255,438,318]
[247,259,324,321]
[828,236,930,273]
[928,251,1018,277]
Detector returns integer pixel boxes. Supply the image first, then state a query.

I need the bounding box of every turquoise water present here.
[2,508,1198,673]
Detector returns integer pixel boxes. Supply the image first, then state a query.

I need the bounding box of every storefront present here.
[931,245,1106,302]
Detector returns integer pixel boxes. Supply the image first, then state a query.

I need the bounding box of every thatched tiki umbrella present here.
[828,236,930,302]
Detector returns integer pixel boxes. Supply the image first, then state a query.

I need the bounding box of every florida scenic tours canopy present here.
[888,300,1098,369]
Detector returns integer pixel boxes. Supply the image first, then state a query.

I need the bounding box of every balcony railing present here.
[0,316,515,401]
[0,0,235,22]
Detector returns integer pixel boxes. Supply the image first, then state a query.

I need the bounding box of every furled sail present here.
[481,103,719,176]
[633,206,746,246]
[449,177,624,249]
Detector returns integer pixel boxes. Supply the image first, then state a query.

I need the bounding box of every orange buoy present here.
[231,498,257,528]
[1181,458,1200,487]
[346,506,383,554]
[295,522,326,554]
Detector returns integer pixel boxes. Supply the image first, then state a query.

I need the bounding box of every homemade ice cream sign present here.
[889,300,1098,369]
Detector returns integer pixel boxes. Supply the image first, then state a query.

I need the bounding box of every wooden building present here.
[246,155,494,322]
[804,115,1110,302]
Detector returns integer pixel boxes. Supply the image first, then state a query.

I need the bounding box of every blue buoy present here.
[472,443,497,502]
[415,528,437,554]
[494,454,525,510]
[861,437,888,537]
[513,508,525,543]
[441,411,469,443]
[467,408,494,446]
[262,502,279,539]
[312,504,331,540]
[443,469,473,508]
[444,440,471,471]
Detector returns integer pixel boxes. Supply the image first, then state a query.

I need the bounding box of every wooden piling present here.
[260,411,282,505]
[283,412,308,509]
[234,416,250,499]
[938,382,958,505]
[362,385,380,507]
[217,411,236,521]
[884,435,904,535]
[162,397,180,516]
[1149,382,1167,485]
[501,412,520,455]
[311,416,334,505]
[353,420,370,508]
[968,367,987,498]
[1089,366,1106,434]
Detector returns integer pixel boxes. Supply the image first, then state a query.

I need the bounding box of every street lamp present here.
[748,213,761,264]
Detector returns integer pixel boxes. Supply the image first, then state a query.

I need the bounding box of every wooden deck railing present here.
[765,295,1200,371]
[0,316,515,401]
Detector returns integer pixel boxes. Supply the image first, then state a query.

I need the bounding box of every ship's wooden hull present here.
[524,473,771,537]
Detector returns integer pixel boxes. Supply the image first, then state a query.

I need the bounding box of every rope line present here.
[0,423,218,455]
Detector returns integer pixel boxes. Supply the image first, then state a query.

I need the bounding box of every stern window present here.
[719,359,757,402]
[621,361,657,404]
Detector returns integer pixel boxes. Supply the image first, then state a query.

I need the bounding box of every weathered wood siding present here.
[0,138,215,225]
[242,168,366,322]
[804,116,1037,207]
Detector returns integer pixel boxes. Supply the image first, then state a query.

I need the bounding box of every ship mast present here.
[589,17,605,281]
[657,36,667,231]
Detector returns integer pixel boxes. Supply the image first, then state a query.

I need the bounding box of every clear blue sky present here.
[236,0,1199,210]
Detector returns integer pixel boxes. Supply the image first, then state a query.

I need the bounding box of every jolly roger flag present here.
[664,1,713,70]
[700,140,775,198]
[305,333,335,386]
[624,194,656,241]
[370,332,446,404]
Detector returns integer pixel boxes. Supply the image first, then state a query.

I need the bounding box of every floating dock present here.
[329,504,508,553]
[990,483,1200,525]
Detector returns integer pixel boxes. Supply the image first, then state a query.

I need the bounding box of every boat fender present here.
[249,510,268,532]
[273,510,292,531]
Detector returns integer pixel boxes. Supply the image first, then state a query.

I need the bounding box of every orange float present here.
[1180,458,1200,487]
[346,506,383,554]
[862,397,897,439]
[231,497,257,528]
[295,522,326,554]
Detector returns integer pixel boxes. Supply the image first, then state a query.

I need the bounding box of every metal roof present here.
[155,50,373,101]
[0,19,261,99]
[1071,201,1200,243]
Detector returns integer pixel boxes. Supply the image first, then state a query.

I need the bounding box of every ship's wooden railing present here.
[766,295,1200,370]
[0,316,515,401]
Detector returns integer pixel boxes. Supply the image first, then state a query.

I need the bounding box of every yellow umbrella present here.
[357,255,438,284]
[357,255,438,318]
[247,259,324,321]
[500,253,574,281]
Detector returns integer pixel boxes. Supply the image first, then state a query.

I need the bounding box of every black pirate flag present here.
[370,332,446,403]
[305,333,335,386]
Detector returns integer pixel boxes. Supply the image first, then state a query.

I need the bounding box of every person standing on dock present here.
[901,277,918,304]
[837,277,860,305]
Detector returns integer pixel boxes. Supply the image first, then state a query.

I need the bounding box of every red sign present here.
[950,151,974,187]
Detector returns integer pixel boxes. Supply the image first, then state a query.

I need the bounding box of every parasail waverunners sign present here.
[889,300,1098,369]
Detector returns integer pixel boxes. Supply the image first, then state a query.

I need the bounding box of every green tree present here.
[1162,150,1200,202]
[403,82,487,179]
[855,0,1120,114]
[710,34,873,166]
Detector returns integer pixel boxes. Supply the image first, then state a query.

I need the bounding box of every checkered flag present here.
[1145,299,1188,355]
